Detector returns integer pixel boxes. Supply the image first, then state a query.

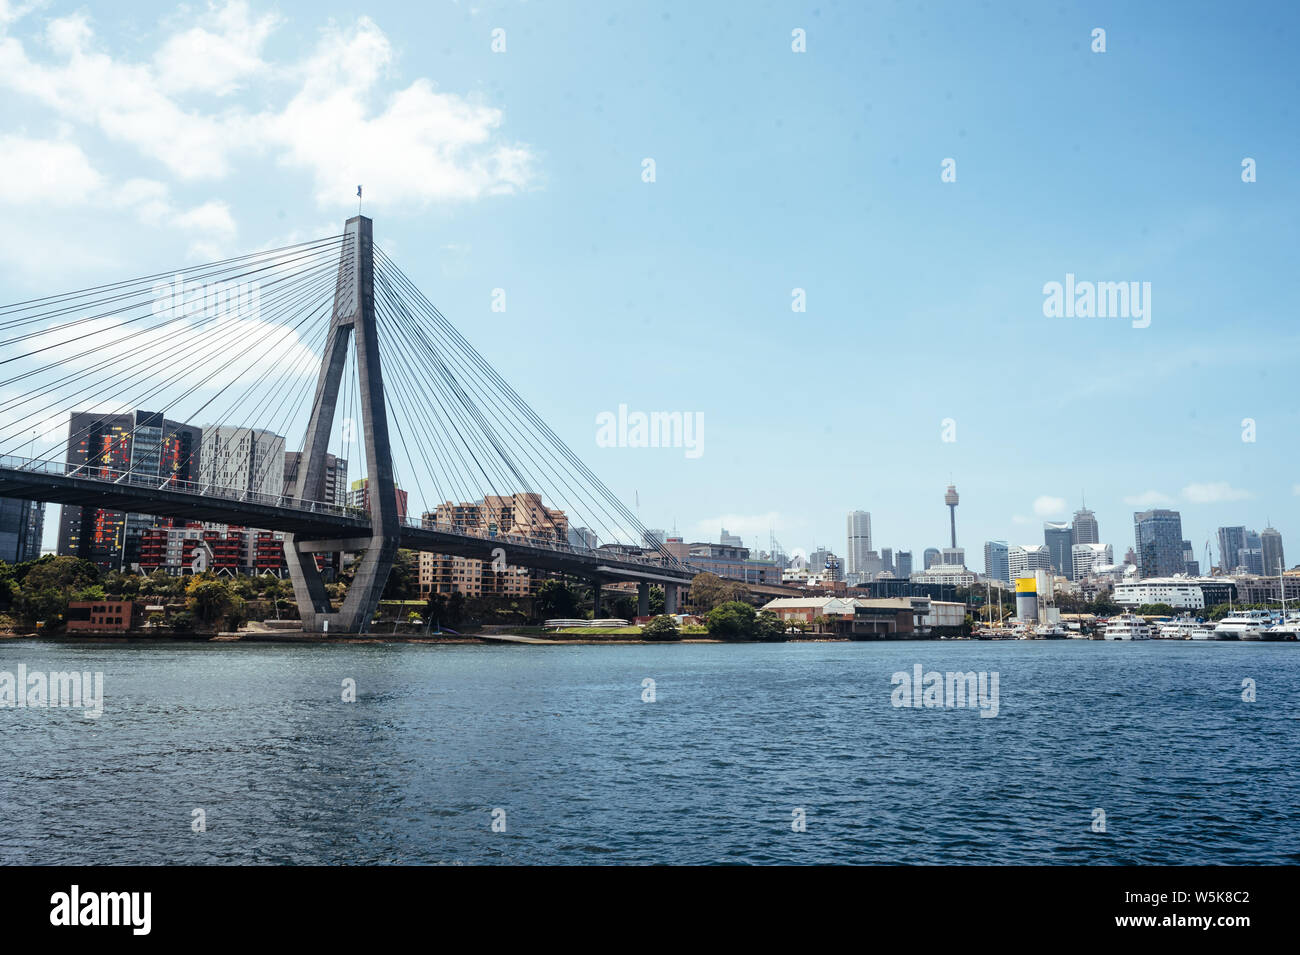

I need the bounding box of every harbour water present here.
[1,639,1297,865]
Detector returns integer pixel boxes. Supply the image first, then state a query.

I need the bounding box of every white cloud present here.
[266,18,536,207]
[1124,490,1175,507]
[0,6,537,206]
[0,134,102,203]
[153,0,279,96]
[0,13,245,180]
[1182,482,1251,504]
[174,199,237,237]
[1032,495,1065,518]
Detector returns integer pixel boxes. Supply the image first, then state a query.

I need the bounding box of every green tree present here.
[689,572,747,613]
[382,549,420,599]
[13,556,102,626]
[707,600,757,639]
[186,578,237,628]
[753,610,785,641]
[533,579,579,620]
[642,614,681,641]
[610,593,638,620]
[445,591,466,628]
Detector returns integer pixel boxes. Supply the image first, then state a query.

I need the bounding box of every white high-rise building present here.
[1072,542,1113,580]
[845,510,872,577]
[1009,544,1053,579]
[200,426,285,497]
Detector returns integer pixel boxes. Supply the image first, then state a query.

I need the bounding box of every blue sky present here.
[1,0,1298,567]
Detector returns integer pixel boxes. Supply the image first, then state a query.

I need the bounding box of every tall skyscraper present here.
[845,510,872,578]
[1135,509,1185,579]
[1261,527,1285,575]
[1181,540,1200,576]
[1072,505,1099,544]
[984,540,1010,583]
[643,528,667,548]
[923,547,941,570]
[944,485,959,549]
[1043,522,1074,578]
[0,498,45,564]
[1239,530,1264,575]
[57,409,201,570]
[881,547,894,574]
[1216,526,1246,574]
[894,550,913,578]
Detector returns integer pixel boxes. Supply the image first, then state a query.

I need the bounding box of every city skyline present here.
[1,1,1297,576]
[24,395,1297,580]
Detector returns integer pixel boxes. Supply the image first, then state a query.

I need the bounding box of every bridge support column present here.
[637,582,649,618]
[285,215,399,634]
[663,583,679,615]
[592,577,603,618]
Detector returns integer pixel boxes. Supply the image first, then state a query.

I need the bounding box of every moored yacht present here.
[1033,623,1070,639]
[1158,617,1213,640]
[1213,609,1273,641]
[1103,613,1153,640]
[1259,612,1300,641]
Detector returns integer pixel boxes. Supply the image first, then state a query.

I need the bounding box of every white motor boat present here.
[1033,624,1070,639]
[1158,617,1212,640]
[1103,614,1153,640]
[1213,610,1273,641]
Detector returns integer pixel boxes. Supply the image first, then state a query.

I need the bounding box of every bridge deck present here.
[0,459,697,585]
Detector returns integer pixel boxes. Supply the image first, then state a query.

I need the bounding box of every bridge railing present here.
[0,453,694,575]
[398,514,691,573]
[0,454,356,521]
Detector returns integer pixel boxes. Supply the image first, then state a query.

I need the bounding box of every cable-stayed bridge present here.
[0,216,696,632]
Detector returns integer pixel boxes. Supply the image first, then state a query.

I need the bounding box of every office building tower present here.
[568,526,598,550]
[1044,522,1074,579]
[845,510,873,578]
[1072,504,1099,545]
[923,547,941,570]
[1261,527,1285,575]
[1134,509,1185,579]
[1009,544,1053,579]
[1072,542,1113,580]
[1182,540,1200,577]
[984,540,1010,584]
[57,409,201,571]
[0,498,45,564]
[1217,526,1247,574]
[894,550,913,578]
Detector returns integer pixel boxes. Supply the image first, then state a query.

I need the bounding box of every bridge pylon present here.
[284,216,399,633]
